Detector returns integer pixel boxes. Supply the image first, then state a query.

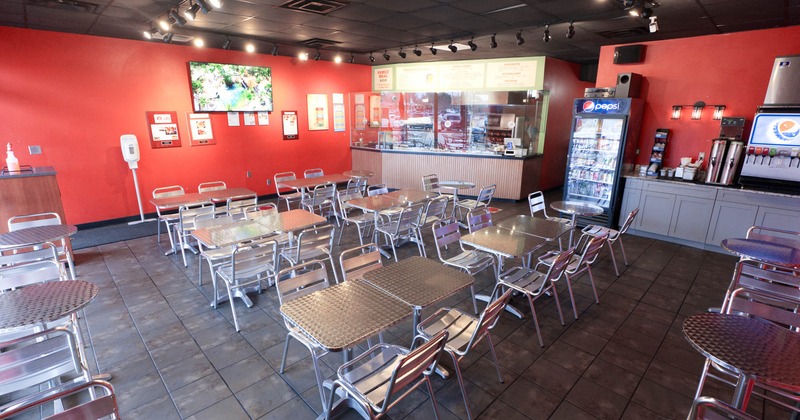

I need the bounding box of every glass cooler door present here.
[564,116,625,209]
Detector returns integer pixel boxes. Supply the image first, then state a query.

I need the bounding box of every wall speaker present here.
[613,45,644,64]
[615,72,642,98]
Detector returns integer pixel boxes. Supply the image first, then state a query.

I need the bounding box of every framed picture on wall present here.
[307,94,329,131]
[146,111,181,148]
[282,111,299,140]
[187,113,215,146]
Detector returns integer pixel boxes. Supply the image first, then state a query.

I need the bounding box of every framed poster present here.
[307,94,329,130]
[332,93,345,132]
[146,111,181,148]
[187,113,215,146]
[282,111,299,140]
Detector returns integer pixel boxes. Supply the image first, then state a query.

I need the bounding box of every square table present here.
[277,174,351,194]
[345,195,402,213]
[384,189,438,205]
[254,209,327,233]
[0,224,77,249]
[200,187,257,204]
[497,215,571,244]
[149,192,210,211]
[192,219,277,248]
[550,201,604,247]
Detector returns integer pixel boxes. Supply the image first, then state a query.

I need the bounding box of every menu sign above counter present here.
[372,57,545,92]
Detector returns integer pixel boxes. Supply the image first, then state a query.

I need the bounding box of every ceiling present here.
[2,0,799,65]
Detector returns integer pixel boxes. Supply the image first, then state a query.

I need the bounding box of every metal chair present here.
[466,206,493,233]
[274,172,305,211]
[582,207,639,276]
[415,195,450,249]
[721,258,800,314]
[0,241,61,271]
[280,224,339,284]
[322,330,449,420]
[193,210,234,287]
[176,201,215,267]
[374,202,425,261]
[215,236,279,331]
[304,168,324,178]
[536,232,608,319]
[528,191,572,225]
[367,183,388,196]
[8,212,76,279]
[345,177,367,196]
[0,379,120,420]
[415,289,513,420]
[242,202,277,219]
[339,243,382,281]
[152,185,185,246]
[421,173,441,193]
[0,258,69,340]
[432,219,493,314]
[198,180,227,193]
[302,182,337,222]
[226,193,258,219]
[276,260,332,407]
[455,184,496,229]
[494,247,575,347]
[688,397,758,420]
[336,190,374,246]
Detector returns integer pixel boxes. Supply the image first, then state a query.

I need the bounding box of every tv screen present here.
[189,61,273,112]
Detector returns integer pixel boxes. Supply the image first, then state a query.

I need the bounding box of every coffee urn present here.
[705,117,746,185]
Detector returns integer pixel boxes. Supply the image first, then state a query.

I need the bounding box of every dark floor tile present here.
[279,354,335,397]
[435,377,496,420]
[566,378,629,420]
[235,374,297,418]
[462,355,517,397]
[498,377,561,420]
[521,357,580,398]
[631,378,692,420]
[125,394,180,420]
[219,353,276,393]
[204,335,257,370]
[541,341,595,375]
[160,352,217,392]
[476,399,530,420]
[257,396,317,420]
[491,338,540,374]
[644,358,705,399]
[171,373,233,418]
[597,341,652,376]
[653,341,706,375]
[150,336,204,370]
[559,326,608,356]
[582,357,642,399]
[185,395,249,420]
[620,402,671,420]
[550,401,600,420]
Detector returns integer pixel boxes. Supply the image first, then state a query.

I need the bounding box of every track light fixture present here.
[641,6,653,18]
[369,52,375,62]
[448,41,457,53]
[169,9,186,26]
[543,24,551,42]
[184,2,200,21]
[334,55,342,63]
[623,0,635,7]
[208,0,222,8]
[314,49,321,61]
[413,45,422,56]
[143,25,157,40]
[516,30,524,45]
[383,50,390,61]
[163,32,174,43]
[468,37,477,51]
[430,42,437,55]
[349,53,355,64]
[245,43,255,53]
[649,16,659,33]
[490,33,497,49]
[398,48,406,59]
[271,44,278,56]
[222,37,231,50]
[196,0,211,14]
[566,21,575,39]
[158,17,171,32]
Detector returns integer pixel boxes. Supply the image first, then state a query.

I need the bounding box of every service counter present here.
[351,147,542,200]
[0,166,66,233]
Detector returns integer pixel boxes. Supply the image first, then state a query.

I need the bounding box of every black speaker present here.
[613,45,644,64]
[615,72,642,98]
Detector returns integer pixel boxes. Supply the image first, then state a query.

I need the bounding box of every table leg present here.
[731,374,755,409]
[568,214,577,248]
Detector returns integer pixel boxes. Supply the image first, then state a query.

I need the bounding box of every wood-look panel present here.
[0,174,66,234]
[351,149,384,185]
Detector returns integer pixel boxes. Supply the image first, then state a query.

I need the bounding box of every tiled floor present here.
[65,197,786,419]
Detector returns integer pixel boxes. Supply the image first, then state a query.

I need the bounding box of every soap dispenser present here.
[5,143,20,173]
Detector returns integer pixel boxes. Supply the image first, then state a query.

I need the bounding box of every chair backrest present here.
[0,242,60,268]
[307,183,336,209]
[274,171,297,197]
[194,212,234,231]
[422,174,440,193]
[618,207,640,235]
[178,202,214,232]
[293,225,336,260]
[467,207,492,233]
[198,181,227,193]
[690,396,758,420]
[0,379,120,420]
[422,195,449,224]
[726,288,800,330]
[572,232,608,270]
[337,190,364,218]
[275,260,331,306]
[368,184,388,196]
[544,247,576,285]
[746,225,800,247]
[346,177,367,195]
[228,236,279,279]
[476,184,496,206]
[226,194,258,216]
[152,185,184,199]
[304,168,324,178]
[391,202,424,234]
[8,212,61,231]
[244,203,278,220]
[432,219,463,261]
[464,289,513,351]
[0,258,66,291]
[382,330,448,410]
[339,243,382,281]
[528,191,551,218]
[724,259,800,311]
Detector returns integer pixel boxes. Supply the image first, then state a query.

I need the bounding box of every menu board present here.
[438,63,484,90]
[374,67,393,91]
[395,66,437,91]
[485,61,538,89]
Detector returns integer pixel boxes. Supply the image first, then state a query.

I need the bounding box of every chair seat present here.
[346,212,374,224]
[455,199,485,209]
[583,225,620,240]
[547,216,573,225]
[443,250,494,273]
[201,245,234,260]
[537,252,581,273]
[417,308,477,355]
[338,345,408,407]
[217,259,275,283]
[281,246,331,264]
[159,213,180,221]
[499,266,548,295]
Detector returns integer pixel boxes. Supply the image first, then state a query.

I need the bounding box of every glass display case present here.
[349,90,549,157]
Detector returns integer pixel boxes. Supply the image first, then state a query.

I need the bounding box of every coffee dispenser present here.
[705,117,746,185]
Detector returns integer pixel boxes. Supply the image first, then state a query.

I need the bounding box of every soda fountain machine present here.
[705,117,746,185]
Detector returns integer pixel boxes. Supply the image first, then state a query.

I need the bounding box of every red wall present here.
[0,27,371,225]
[542,58,594,190]
[597,26,800,169]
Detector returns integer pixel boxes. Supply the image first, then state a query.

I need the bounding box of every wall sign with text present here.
[282,111,298,140]
[146,111,181,148]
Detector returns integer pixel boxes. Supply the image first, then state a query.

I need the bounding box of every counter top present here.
[0,166,57,179]
[351,146,539,160]
[623,172,800,199]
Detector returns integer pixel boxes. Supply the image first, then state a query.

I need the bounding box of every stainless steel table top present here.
[0,280,98,329]
[192,220,276,248]
[345,195,402,213]
[200,187,256,203]
[280,280,410,352]
[362,256,474,309]
[0,224,77,248]
[439,180,475,190]
[150,192,209,210]
[385,189,437,205]
[277,174,350,191]
[683,313,800,392]
[343,170,374,178]
[461,227,546,259]
[721,238,800,269]
[550,201,604,216]
[256,209,327,233]
[497,215,571,242]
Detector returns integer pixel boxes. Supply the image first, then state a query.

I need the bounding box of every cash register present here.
[504,138,524,157]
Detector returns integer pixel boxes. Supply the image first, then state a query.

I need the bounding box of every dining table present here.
[720,237,800,269]
[343,169,374,179]
[497,215,571,244]
[199,187,257,204]
[0,224,77,249]
[277,174,351,195]
[550,200,604,247]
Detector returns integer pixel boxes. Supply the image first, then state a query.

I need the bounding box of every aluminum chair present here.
[215,236,279,331]
[336,190,373,246]
[455,184,496,229]
[688,397,758,420]
[8,212,76,279]
[582,207,639,276]
[176,201,215,267]
[302,183,337,223]
[345,177,367,196]
[197,180,227,193]
[528,191,572,225]
[226,193,258,219]
[274,171,306,211]
[304,168,324,178]
[193,210,234,287]
[415,195,449,249]
[536,232,608,319]
[0,241,61,270]
[466,206,493,233]
[432,219,492,314]
[0,258,69,340]
[0,379,120,420]
[494,247,575,347]
[280,224,339,283]
[374,202,425,261]
[339,243,382,281]
[721,258,800,314]
[421,173,441,193]
[414,289,513,420]
[367,183,389,196]
[276,260,332,407]
[322,330,449,420]
[152,185,185,246]
[242,202,277,219]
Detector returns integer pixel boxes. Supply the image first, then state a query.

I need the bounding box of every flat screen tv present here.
[188,61,273,112]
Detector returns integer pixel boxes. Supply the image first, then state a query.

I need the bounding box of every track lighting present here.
[398,48,406,59]
[430,43,437,55]
[468,37,477,51]
[208,0,222,8]
[369,53,375,62]
[490,34,497,49]
[193,38,204,47]
[448,41,457,53]
[566,21,575,39]
[649,16,658,33]
[158,17,171,31]
[298,52,308,60]
[543,25,551,42]
[349,53,355,64]
[184,2,200,21]
[383,50,390,61]
[413,45,422,56]
[169,9,186,26]
[641,7,653,19]
[143,26,157,40]
[516,30,524,45]
[196,0,211,14]
[222,37,231,50]
[163,32,174,43]
[245,43,255,53]
[334,55,342,63]
[314,50,321,61]
[623,0,635,7]
[271,44,278,56]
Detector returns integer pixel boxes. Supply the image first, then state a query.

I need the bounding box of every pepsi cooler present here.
[563,98,644,228]
[739,111,800,193]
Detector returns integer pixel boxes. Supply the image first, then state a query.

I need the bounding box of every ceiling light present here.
[184,3,200,21]
[468,37,477,51]
[245,43,255,53]
[299,52,308,60]
[516,30,524,46]
[334,55,342,63]
[169,9,186,26]
[196,0,211,14]
[629,5,642,16]
[163,32,174,43]
[448,41,457,53]
[349,53,355,64]
[430,43,437,55]
[413,45,422,56]
[222,37,231,50]
[314,50,321,61]
[143,26,156,40]
[623,0,635,7]
[193,38,204,47]
[649,16,658,33]
[543,25,551,42]
[271,44,278,56]
[369,53,375,62]
[566,21,575,39]
[490,34,497,49]
[158,18,171,31]
[398,48,406,59]
[383,50,390,61]
[641,7,653,19]
[208,0,222,9]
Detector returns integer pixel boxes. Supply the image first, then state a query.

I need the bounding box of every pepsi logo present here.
[773,119,800,141]
[582,101,595,112]
[580,101,621,112]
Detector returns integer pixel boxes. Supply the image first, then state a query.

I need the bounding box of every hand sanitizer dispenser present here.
[120,135,140,169]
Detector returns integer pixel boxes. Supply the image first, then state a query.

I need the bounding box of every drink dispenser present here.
[705,117,746,185]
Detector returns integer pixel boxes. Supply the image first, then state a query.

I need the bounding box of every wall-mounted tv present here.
[188,61,273,112]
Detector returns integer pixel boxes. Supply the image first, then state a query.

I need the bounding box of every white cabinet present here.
[756,206,800,231]
[637,190,674,236]
[705,200,758,246]
[670,195,714,242]
[619,179,642,229]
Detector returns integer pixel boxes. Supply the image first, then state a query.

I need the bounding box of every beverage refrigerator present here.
[563,98,644,228]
